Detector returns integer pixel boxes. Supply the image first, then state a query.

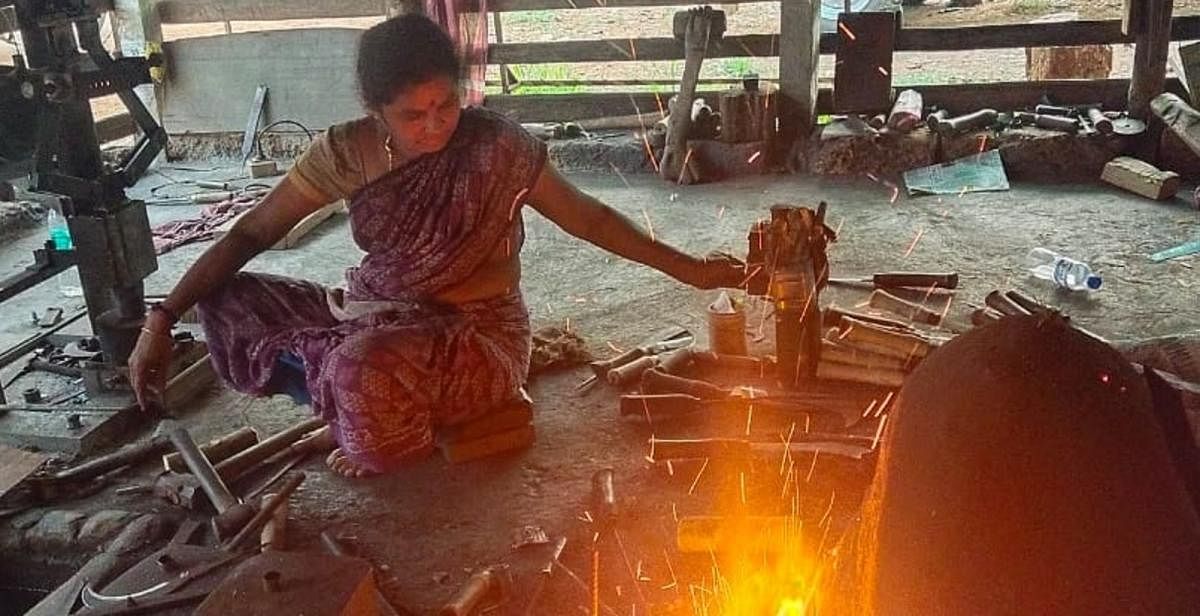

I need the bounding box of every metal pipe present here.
[222,472,305,551]
[168,428,238,512]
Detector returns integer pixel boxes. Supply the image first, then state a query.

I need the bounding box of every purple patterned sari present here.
[198,108,546,473]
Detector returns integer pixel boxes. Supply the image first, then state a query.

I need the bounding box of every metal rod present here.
[168,428,239,512]
[222,472,305,551]
[0,307,89,369]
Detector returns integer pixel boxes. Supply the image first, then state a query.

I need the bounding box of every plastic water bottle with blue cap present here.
[1025,247,1102,292]
[47,209,83,297]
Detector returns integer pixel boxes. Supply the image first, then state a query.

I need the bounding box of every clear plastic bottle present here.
[1025,247,1102,291]
[47,209,82,297]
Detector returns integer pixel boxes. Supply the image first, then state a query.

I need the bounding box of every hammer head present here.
[672,7,726,44]
[211,501,257,540]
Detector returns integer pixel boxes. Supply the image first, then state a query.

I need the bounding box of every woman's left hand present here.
[684,252,747,290]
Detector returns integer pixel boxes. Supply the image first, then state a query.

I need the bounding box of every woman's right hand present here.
[128,327,175,413]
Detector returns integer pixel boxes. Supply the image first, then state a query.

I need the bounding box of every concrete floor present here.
[1,167,1198,614]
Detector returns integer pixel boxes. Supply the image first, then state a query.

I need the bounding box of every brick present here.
[439,425,535,464]
[440,405,533,444]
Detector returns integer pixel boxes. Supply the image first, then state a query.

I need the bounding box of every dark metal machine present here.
[745,204,836,389]
[0,0,167,452]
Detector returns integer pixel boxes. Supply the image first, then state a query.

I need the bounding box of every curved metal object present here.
[80,580,171,608]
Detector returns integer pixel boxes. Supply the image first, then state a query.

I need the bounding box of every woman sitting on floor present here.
[128,15,743,477]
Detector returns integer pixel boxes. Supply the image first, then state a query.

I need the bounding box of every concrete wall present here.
[162,28,365,134]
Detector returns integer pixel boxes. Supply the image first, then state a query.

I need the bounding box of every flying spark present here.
[872,414,889,449]
[641,209,656,242]
[716,206,726,220]
[642,133,660,173]
[838,22,856,40]
[609,163,632,188]
[747,150,762,164]
[508,187,529,222]
[903,228,925,257]
[678,148,696,185]
[877,66,890,76]
[688,458,710,495]
[978,134,988,153]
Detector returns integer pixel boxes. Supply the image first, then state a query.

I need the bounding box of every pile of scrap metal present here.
[18,418,409,616]
[860,89,1149,139]
[581,203,960,466]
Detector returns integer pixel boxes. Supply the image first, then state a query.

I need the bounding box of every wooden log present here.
[1152,92,1200,158]
[718,85,778,143]
[1101,156,1182,200]
[1026,45,1113,80]
[259,493,288,551]
[1176,41,1200,108]
[1129,0,1174,121]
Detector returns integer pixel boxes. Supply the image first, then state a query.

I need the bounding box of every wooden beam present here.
[112,0,163,122]
[483,78,1188,122]
[490,34,777,64]
[778,0,822,151]
[896,17,1200,51]
[487,17,1200,65]
[1129,0,1175,121]
[491,0,770,11]
[95,113,137,143]
[156,0,387,24]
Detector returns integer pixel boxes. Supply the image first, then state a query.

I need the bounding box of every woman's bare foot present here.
[326,448,378,478]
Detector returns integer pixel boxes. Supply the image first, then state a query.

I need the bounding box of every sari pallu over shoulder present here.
[343,107,548,304]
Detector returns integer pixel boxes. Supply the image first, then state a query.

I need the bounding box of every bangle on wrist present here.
[149,302,180,325]
[141,326,173,340]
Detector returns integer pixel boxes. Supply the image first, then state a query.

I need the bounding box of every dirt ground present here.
[1,165,1197,614]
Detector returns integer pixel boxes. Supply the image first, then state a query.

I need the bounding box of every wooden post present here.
[1128,0,1173,120]
[778,0,822,162]
[111,0,163,123]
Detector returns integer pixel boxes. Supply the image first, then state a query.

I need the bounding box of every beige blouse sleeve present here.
[285,120,372,204]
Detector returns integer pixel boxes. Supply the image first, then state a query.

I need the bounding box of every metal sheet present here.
[832,11,897,113]
[195,551,379,616]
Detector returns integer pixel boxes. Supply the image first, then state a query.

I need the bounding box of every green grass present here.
[504,10,556,25]
[718,58,754,79]
[894,69,973,87]
[1006,0,1053,16]
[508,64,586,95]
